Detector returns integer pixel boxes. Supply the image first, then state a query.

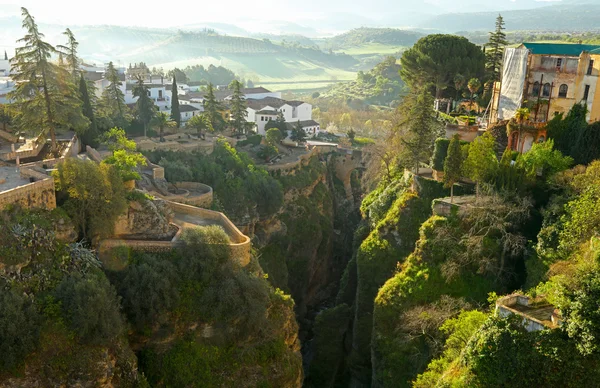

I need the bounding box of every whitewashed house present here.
[246,97,317,136]
[179,104,201,123]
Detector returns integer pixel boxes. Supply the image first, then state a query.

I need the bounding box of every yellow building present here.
[493,43,600,124]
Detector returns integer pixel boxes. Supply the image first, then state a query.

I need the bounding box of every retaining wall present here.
[169,182,213,208]
[167,200,251,266]
[0,175,56,210]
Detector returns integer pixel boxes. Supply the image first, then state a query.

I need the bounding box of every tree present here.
[265,127,283,147]
[100,127,146,181]
[290,121,307,143]
[513,107,531,153]
[454,74,465,103]
[463,132,498,199]
[186,113,213,139]
[132,76,155,137]
[228,80,249,135]
[348,128,356,142]
[101,61,126,125]
[3,50,7,60]
[57,28,80,79]
[401,35,485,99]
[78,74,98,147]
[443,134,463,203]
[203,83,226,132]
[485,15,508,82]
[53,158,127,239]
[467,78,481,117]
[151,112,176,142]
[167,67,188,84]
[9,8,89,151]
[9,7,88,151]
[0,104,13,131]
[171,77,181,128]
[398,86,441,174]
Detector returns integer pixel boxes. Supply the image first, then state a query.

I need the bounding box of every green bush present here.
[237,134,262,147]
[0,288,40,372]
[53,273,125,345]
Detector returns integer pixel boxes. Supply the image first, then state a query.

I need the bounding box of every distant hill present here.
[421,3,600,32]
[323,28,424,50]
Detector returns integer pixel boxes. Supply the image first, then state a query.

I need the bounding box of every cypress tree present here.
[228,80,248,135]
[443,134,463,203]
[3,50,7,60]
[133,77,155,137]
[171,77,181,128]
[79,74,98,147]
[485,14,508,82]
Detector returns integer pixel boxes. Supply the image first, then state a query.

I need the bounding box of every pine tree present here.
[203,83,226,132]
[101,61,126,124]
[79,74,98,147]
[485,14,508,82]
[133,77,155,137]
[228,80,249,135]
[398,86,440,174]
[170,77,181,128]
[57,28,80,79]
[443,134,463,203]
[9,7,88,151]
[464,132,498,200]
[290,121,307,143]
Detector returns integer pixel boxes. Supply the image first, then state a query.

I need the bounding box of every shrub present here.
[0,288,40,371]
[53,273,125,345]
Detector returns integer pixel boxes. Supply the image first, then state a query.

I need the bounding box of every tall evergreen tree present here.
[79,74,98,147]
[133,77,155,137]
[398,86,441,174]
[443,134,463,203]
[228,80,249,134]
[203,83,226,132]
[485,15,508,82]
[101,61,126,124]
[170,77,181,128]
[4,50,8,60]
[57,28,80,79]
[9,7,88,151]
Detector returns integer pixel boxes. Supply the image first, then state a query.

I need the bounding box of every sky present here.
[0,0,566,30]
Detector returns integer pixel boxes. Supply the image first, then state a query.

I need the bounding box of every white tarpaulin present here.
[497,48,529,120]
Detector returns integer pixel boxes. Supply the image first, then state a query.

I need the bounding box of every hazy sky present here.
[0,0,564,29]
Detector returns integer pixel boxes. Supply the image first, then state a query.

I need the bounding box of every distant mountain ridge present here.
[421,2,600,32]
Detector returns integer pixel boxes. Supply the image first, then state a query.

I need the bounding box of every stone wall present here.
[86,145,103,163]
[167,200,251,266]
[266,146,318,172]
[0,176,56,211]
[21,136,81,169]
[170,182,213,208]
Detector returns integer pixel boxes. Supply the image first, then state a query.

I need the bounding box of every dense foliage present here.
[146,139,283,220]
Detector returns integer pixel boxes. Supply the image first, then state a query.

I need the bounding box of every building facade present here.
[493,43,600,124]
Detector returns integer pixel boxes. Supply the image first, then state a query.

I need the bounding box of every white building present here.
[246,97,315,135]
[179,104,201,122]
[224,87,281,101]
[286,120,321,137]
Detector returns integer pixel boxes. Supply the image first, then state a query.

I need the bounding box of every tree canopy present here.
[400,34,485,99]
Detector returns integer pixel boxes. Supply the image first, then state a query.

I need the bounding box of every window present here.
[583,84,591,101]
[542,83,551,97]
[556,58,562,68]
[532,81,540,96]
[559,84,568,98]
[147,91,151,97]
[158,90,163,98]
[261,116,264,121]
[588,60,595,75]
